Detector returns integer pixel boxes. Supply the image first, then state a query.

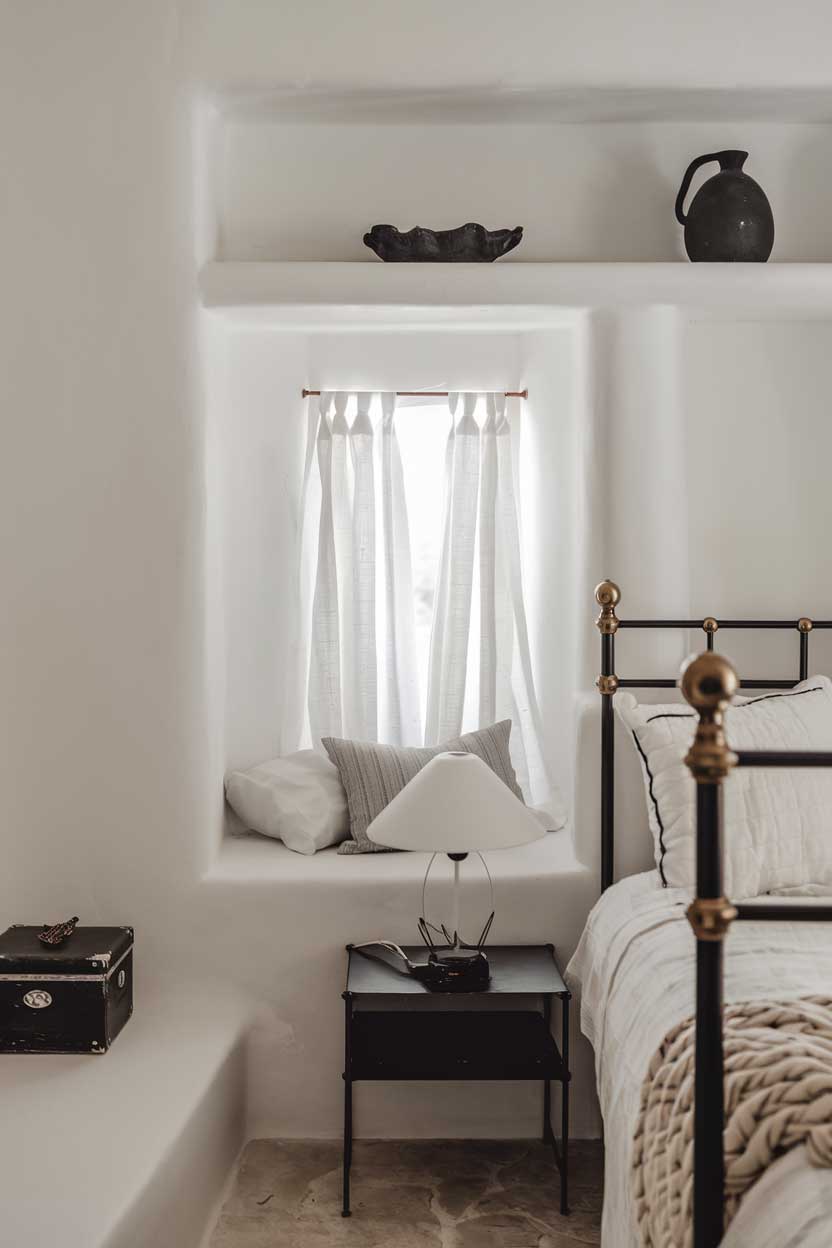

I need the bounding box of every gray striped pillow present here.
[323,721,524,854]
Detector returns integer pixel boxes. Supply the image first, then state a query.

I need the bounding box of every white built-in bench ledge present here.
[0,982,253,1248]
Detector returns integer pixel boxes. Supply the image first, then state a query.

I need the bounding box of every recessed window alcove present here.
[195,88,832,1150]
[204,313,580,825]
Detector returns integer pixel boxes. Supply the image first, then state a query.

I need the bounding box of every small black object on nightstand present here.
[341,942,571,1218]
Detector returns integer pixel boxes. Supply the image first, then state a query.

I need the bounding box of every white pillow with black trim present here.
[617,676,832,899]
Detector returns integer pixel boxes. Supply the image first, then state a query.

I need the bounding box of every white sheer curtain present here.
[380,393,421,745]
[296,388,548,803]
[425,392,548,804]
[492,393,548,804]
[425,392,480,744]
[304,391,421,746]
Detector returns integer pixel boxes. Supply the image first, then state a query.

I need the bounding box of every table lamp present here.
[364,751,546,991]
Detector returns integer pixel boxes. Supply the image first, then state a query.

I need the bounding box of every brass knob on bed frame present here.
[680,653,739,783]
[686,896,738,942]
[798,617,813,633]
[595,580,621,635]
[680,651,738,711]
[702,617,718,634]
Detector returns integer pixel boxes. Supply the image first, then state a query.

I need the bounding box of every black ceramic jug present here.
[675,151,774,262]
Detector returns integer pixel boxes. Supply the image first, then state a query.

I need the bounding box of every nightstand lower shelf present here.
[351,1010,565,1081]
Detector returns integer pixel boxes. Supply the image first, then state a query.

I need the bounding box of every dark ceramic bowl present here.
[364,222,523,262]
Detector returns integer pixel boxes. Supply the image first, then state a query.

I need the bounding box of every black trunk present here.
[0,925,133,1054]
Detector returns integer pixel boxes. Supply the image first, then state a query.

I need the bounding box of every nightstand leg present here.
[342,993,353,1217]
[343,1076,353,1216]
[561,993,571,1216]
[543,995,552,1145]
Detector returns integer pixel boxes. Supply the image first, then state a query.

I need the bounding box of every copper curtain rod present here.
[302,388,528,400]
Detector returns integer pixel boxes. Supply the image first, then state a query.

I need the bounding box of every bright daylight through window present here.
[394,400,449,727]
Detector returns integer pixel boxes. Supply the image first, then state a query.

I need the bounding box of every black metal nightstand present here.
[341,943,571,1218]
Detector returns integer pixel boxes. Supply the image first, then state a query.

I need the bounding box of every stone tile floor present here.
[209,1139,603,1247]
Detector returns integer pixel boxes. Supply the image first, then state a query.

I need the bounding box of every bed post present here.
[680,653,739,1248]
[595,580,620,892]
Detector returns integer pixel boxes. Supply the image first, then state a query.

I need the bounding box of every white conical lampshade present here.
[367,752,546,853]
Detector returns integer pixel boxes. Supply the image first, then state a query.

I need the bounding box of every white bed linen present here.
[567,872,832,1248]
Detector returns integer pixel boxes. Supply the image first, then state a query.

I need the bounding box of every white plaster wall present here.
[0,7,246,1244]
[573,314,832,880]
[6,5,832,1210]
[188,1,832,92]
[684,319,832,676]
[572,307,694,878]
[217,330,309,773]
[308,331,525,394]
[215,120,832,262]
[520,329,581,810]
[0,3,208,946]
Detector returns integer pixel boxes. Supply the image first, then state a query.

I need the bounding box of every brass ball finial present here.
[595,580,621,635]
[703,617,719,635]
[798,617,813,633]
[595,580,621,609]
[680,652,739,712]
[680,653,739,783]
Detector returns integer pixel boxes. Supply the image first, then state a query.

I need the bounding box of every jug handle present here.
[675,153,720,225]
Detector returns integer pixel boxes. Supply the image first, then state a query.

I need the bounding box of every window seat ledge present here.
[203,827,587,888]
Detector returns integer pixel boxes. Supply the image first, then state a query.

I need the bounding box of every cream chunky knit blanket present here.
[632,996,832,1248]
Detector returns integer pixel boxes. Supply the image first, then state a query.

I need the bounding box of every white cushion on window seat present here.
[225,750,349,854]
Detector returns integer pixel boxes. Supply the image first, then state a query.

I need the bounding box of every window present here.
[296,390,547,804]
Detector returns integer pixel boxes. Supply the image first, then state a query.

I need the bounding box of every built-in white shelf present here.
[200,262,832,326]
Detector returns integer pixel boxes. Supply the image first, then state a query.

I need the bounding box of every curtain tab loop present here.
[494,391,509,435]
[381,391,397,428]
[353,391,374,435]
[483,392,499,432]
[317,390,334,440]
[317,388,334,417]
[458,391,480,435]
[332,390,350,433]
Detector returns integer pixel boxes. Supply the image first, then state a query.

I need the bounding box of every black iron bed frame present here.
[594,580,832,1248]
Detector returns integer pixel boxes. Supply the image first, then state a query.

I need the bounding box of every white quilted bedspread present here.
[567,872,832,1248]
